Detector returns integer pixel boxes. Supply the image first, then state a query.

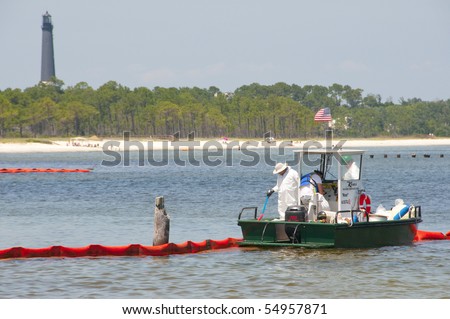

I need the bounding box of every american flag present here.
[314,107,332,122]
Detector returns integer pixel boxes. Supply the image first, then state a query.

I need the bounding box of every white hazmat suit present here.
[271,166,299,220]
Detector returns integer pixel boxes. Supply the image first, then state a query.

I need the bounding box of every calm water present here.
[1,145,450,298]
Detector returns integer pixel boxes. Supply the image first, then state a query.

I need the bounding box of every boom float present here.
[414,230,450,241]
[0,168,92,173]
[0,238,242,260]
[1,233,448,260]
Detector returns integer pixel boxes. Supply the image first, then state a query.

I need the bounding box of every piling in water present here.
[153,196,170,246]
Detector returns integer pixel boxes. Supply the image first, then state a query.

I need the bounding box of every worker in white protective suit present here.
[266,163,299,220]
[299,170,330,221]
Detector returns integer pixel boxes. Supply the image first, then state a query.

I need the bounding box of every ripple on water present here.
[1,149,450,298]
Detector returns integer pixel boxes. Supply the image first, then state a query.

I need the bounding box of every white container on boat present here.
[369,214,388,222]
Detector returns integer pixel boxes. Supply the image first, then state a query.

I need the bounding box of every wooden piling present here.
[153,196,170,246]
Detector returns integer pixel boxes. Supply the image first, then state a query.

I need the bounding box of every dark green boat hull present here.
[238,218,421,249]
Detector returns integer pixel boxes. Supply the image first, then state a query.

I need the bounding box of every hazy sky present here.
[1,0,449,101]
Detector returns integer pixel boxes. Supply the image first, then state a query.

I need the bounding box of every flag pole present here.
[325,125,333,148]
[314,108,333,143]
[325,118,334,148]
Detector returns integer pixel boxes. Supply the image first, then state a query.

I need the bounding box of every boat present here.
[237,147,422,248]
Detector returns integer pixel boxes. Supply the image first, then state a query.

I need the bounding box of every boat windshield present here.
[339,154,362,180]
[300,153,322,179]
[323,154,339,181]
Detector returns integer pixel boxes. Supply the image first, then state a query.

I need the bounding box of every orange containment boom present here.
[414,230,450,241]
[0,168,92,173]
[0,238,243,260]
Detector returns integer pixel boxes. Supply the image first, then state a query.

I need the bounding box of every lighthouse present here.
[41,11,56,82]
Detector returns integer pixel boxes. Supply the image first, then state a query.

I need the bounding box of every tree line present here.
[0,79,449,139]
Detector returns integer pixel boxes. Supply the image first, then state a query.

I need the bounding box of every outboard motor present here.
[285,206,307,243]
[285,206,307,222]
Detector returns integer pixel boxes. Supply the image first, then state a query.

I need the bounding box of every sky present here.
[1,0,449,102]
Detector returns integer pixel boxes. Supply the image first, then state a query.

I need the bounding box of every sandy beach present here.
[1,137,450,153]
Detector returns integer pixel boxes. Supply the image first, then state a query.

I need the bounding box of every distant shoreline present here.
[1,137,449,153]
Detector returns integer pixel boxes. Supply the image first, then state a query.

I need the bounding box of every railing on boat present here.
[238,207,258,220]
[238,206,422,223]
